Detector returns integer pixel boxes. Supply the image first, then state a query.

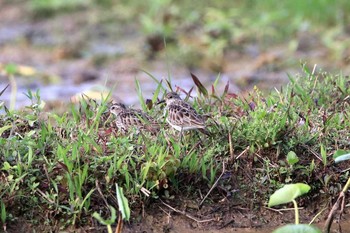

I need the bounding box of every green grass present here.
[26,0,350,68]
[0,67,350,229]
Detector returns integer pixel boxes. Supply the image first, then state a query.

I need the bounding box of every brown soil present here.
[3,196,350,233]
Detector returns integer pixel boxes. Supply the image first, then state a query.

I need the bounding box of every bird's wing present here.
[120,110,160,131]
[168,104,205,128]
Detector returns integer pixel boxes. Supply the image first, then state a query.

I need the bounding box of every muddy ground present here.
[4,196,350,233]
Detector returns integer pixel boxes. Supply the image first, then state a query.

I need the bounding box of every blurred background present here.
[0,0,350,110]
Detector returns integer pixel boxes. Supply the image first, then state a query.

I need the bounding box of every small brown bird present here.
[109,103,160,134]
[158,92,209,135]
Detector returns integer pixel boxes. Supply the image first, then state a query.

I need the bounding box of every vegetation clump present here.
[0,67,349,230]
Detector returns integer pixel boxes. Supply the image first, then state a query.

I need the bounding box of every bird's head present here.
[109,103,127,116]
[157,92,181,105]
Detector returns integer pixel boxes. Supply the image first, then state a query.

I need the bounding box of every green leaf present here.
[268,183,311,207]
[1,201,6,224]
[0,125,12,136]
[152,80,163,103]
[92,206,116,225]
[333,150,350,159]
[273,224,321,233]
[2,162,12,170]
[334,153,350,163]
[287,151,299,165]
[116,183,130,221]
[320,144,327,167]
[5,63,18,75]
[135,78,147,111]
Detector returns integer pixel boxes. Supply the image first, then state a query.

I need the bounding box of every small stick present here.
[263,206,283,214]
[323,177,350,232]
[264,206,303,212]
[228,132,234,160]
[115,213,123,233]
[140,187,151,197]
[301,145,323,162]
[159,207,171,224]
[235,146,250,160]
[263,206,305,215]
[199,162,226,208]
[96,180,109,208]
[161,200,214,223]
[36,189,55,204]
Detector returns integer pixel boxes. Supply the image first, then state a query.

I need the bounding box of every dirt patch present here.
[5,197,348,233]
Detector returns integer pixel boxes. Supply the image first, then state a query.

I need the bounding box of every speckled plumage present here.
[109,103,160,133]
[162,92,209,134]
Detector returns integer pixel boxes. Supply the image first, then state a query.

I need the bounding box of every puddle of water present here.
[0,82,97,110]
[0,24,29,45]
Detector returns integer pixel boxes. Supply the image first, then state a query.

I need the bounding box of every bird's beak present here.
[156,99,165,105]
[102,107,110,114]
[102,110,110,116]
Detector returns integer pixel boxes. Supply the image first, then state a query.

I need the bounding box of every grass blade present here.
[0,84,9,96]
[191,73,208,97]
[135,78,147,111]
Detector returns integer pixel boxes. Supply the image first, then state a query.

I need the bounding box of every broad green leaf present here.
[333,150,349,158]
[116,183,130,221]
[2,162,12,170]
[334,153,350,163]
[268,183,310,207]
[287,151,299,165]
[273,224,321,233]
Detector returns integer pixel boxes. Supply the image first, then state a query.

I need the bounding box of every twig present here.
[199,162,226,208]
[140,187,151,197]
[161,200,214,223]
[198,189,203,200]
[159,207,171,224]
[235,146,250,160]
[43,164,51,186]
[264,206,304,214]
[263,206,283,215]
[323,192,345,233]
[311,63,317,75]
[309,207,327,225]
[36,189,55,204]
[115,213,123,233]
[228,132,234,160]
[301,145,323,162]
[323,177,350,233]
[95,180,109,208]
